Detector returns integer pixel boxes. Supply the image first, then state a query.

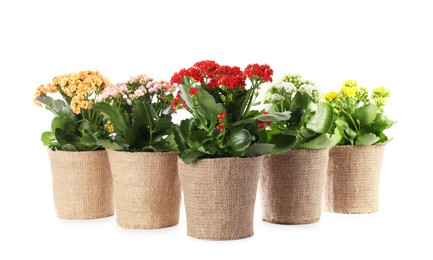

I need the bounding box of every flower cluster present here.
[244,64,273,83]
[33,70,110,114]
[264,74,319,108]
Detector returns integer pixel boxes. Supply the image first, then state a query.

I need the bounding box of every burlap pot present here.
[107,150,181,229]
[261,149,329,224]
[48,150,114,219]
[325,145,385,214]
[178,157,263,240]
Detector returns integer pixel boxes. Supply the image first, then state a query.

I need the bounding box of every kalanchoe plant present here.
[33,71,111,151]
[92,74,177,152]
[170,60,292,163]
[324,80,395,146]
[262,74,334,153]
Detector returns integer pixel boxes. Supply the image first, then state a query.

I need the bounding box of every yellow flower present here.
[324,91,339,101]
[33,84,48,106]
[342,80,358,88]
[341,86,357,97]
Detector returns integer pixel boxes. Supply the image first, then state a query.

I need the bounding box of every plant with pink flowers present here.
[93,74,177,151]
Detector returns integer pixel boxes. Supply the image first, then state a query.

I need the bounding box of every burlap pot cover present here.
[107,150,181,229]
[261,149,329,224]
[325,145,385,214]
[178,156,262,241]
[48,150,114,219]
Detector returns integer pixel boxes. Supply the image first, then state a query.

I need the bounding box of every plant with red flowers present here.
[171,60,292,163]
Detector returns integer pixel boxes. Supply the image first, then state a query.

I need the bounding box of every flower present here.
[189,87,199,95]
[373,86,391,98]
[170,92,182,113]
[128,74,153,86]
[324,91,338,101]
[134,85,147,97]
[342,80,358,88]
[308,103,318,112]
[217,111,226,122]
[244,64,273,82]
[217,124,225,131]
[214,65,246,89]
[341,86,357,97]
[298,84,316,96]
[194,60,220,78]
[271,93,283,101]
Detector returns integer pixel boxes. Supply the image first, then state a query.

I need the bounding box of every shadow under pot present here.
[107,150,181,229]
[324,144,385,214]
[48,149,114,219]
[178,156,263,241]
[260,149,329,224]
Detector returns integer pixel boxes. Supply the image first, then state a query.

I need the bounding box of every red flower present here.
[217,124,225,131]
[217,111,226,122]
[194,60,220,78]
[258,111,271,128]
[258,122,265,129]
[186,67,204,83]
[245,64,273,83]
[261,111,269,115]
[170,68,187,85]
[181,102,187,108]
[214,65,246,89]
[189,87,199,95]
[170,92,182,112]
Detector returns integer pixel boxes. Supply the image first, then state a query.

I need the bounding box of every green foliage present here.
[325,81,395,146]
[36,95,109,151]
[261,75,335,152]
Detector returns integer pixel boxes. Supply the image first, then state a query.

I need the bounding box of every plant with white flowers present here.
[261,74,334,152]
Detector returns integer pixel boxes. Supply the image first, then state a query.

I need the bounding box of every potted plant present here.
[93,74,181,229]
[33,70,114,219]
[171,60,291,240]
[260,74,334,224]
[323,80,395,214]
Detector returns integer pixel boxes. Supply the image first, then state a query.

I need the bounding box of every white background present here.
[1,0,432,259]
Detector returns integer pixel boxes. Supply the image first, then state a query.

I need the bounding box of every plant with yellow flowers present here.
[33,71,111,151]
[324,80,395,146]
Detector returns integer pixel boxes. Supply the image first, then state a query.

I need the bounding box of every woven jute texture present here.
[325,145,385,214]
[48,150,114,219]
[178,157,263,240]
[107,150,181,229]
[261,149,329,224]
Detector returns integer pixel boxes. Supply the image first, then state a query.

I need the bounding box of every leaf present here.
[92,103,128,133]
[180,149,204,164]
[269,134,297,154]
[306,102,333,134]
[230,111,292,126]
[356,133,380,146]
[156,115,172,131]
[289,93,309,124]
[131,102,147,128]
[297,134,334,149]
[245,144,275,156]
[36,95,75,119]
[124,127,137,147]
[41,131,57,147]
[331,127,343,145]
[54,128,76,146]
[239,88,254,116]
[179,84,193,109]
[353,104,378,126]
[62,143,78,151]
[96,139,125,150]
[368,113,395,133]
[335,117,349,128]
[196,89,221,124]
[228,128,251,152]
[51,117,76,134]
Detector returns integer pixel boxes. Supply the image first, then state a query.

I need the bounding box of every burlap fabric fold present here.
[325,145,385,214]
[107,150,180,229]
[48,150,114,219]
[178,157,263,240]
[261,149,329,224]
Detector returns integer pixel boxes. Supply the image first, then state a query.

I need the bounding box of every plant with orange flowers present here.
[33,71,111,151]
[170,60,291,163]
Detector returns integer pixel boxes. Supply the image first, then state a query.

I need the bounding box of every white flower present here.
[298,84,316,96]
[126,99,132,106]
[283,82,296,93]
[273,81,285,89]
[271,93,283,101]
[308,103,318,112]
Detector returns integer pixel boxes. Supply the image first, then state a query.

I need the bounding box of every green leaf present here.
[179,84,193,108]
[54,128,76,146]
[51,117,76,134]
[289,93,309,124]
[353,104,378,126]
[156,115,172,131]
[41,131,57,147]
[124,127,137,147]
[335,117,349,128]
[306,102,333,134]
[62,143,78,151]
[196,89,221,124]
[36,95,75,119]
[92,103,129,133]
[230,111,292,126]
[297,134,334,149]
[180,149,204,164]
[239,88,254,116]
[345,127,357,138]
[269,134,297,154]
[369,113,395,133]
[246,144,275,156]
[331,127,343,145]
[96,139,125,150]
[132,102,147,128]
[228,128,251,152]
[356,133,380,146]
